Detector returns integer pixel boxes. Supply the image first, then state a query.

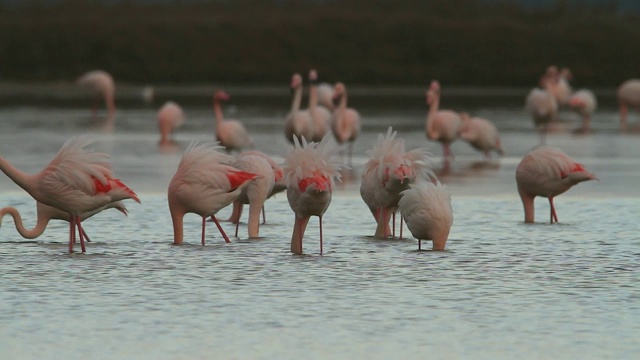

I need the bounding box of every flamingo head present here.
[214,90,230,102]
[291,73,303,89]
[309,69,318,84]
[332,82,346,102]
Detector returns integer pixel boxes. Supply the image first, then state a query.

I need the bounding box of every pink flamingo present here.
[168,142,258,245]
[425,80,462,159]
[526,76,558,144]
[226,150,285,225]
[516,146,597,223]
[283,133,343,255]
[617,79,640,130]
[285,73,314,144]
[157,101,185,147]
[458,112,504,158]
[1,201,127,241]
[317,82,335,111]
[331,82,361,167]
[76,70,116,117]
[552,67,573,107]
[227,153,275,238]
[398,180,453,250]
[568,89,597,133]
[0,136,140,253]
[213,90,253,153]
[308,69,332,142]
[360,127,434,239]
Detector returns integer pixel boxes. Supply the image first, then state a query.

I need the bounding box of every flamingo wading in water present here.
[425,80,462,159]
[331,82,361,167]
[168,142,258,245]
[213,90,253,153]
[283,133,343,255]
[617,79,640,130]
[284,73,314,144]
[76,70,116,117]
[515,146,597,224]
[157,101,185,147]
[525,76,558,144]
[458,112,504,158]
[308,69,332,142]
[568,89,597,134]
[0,136,140,253]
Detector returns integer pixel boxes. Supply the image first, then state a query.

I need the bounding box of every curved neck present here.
[291,86,303,113]
[169,199,184,245]
[308,84,318,109]
[1,207,49,239]
[426,95,440,139]
[338,92,347,112]
[518,189,535,223]
[213,99,224,127]
[291,215,310,255]
[0,156,37,195]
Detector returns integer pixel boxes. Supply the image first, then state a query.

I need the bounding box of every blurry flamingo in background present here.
[226,153,275,238]
[552,67,573,107]
[285,73,314,144]
[568,89,597,133]
[157,101,185,147]
[308,69,332,142]
[458,112,504,158]
[617,79,640,130]
[213,90,253,153]
[331,82,361,167]
[76,70,116,117]
[360,127,434,239]
[168,142,258,245]
[0,136,140,253]
[1,201,127,241]
[399,180,453,250]
[516,146,597,224]
[226,150,285,225]
[525,76,558,144]
[317,82,335,111]
[425,80,462,160]
[283,133,343,255]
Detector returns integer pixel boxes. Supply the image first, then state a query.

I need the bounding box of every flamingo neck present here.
[169,202,184,245]
[426,96,440,139]
[519,189,535,223]
[338,92,348,112]
[291,86,303,113]
[0,156,38,197]
[105,91,116,115]
[1,207,49,239]
[291,215,310,255]
[308,84,318,109]
[247,201,264,238]
[213,99,224,128]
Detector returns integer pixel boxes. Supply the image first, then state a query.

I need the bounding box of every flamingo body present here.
[568,89,597,132]
[76,70,116,116]
[317,82,335,110]
[617,79,640,128]
[459,113,503,157]
[515,146,597,223]
[157,101,185,146]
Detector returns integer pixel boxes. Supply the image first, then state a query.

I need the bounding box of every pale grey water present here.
[0,86,639,359]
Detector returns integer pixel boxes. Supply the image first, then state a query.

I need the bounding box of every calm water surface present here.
[0,86,639,359]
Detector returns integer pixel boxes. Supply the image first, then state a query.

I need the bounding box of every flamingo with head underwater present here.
[168,142,258,245]
[458,112,504,158]
[283,133,343,255]
[0,136,140,253]
[617,79,640,130]
[516,146,597,224]
[76,70,116,117]
[157,101,185,147]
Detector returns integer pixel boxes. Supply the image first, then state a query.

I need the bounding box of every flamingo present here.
[227,153,275,238]
[168,142,258,245]
[0,201,127,241]
[213,90,253,153]
[157,101,185,147]
[568,89,597,133]
[285,73,314,144]
[525,76,558,144]
[425,80,462,159]
[617,79,640,130]
[226,150,285,225]
[551,67,573,107]
[360,127,434,239]
[308,69,332,142]
[317,82,335,111]
[0,136,140,253]
[331,82,361,167]
[283,133,343,255]
[458,112,504,158]
[398,180,453,250]
[76,70,116,117]
[515,146,597,224]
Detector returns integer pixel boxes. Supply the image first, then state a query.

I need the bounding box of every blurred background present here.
[0,0,638,88]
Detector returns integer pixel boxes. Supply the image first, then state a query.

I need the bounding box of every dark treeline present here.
[0,0,639,87]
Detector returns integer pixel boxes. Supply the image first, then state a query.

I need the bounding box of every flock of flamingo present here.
[1,66,637,255]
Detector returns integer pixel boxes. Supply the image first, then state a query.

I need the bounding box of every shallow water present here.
[0,87,639,359]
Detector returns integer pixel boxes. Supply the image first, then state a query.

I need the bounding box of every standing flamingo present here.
[226,150,285,225]
[425,80,462,159]
[157,101,185,147]
[398,180,453,250]
[76,70,116,117]
[317,82,335,111]
[168,142,258,245]
[283,133,343,255]
[0,136,140,253]
[360,127,434,239]
[525,76,558,144]
[617,79,640,130]
[515,146,597,224]
[227,153,275,238]
[285,73,314,144]
[1,201,127,241]
[551,67,573,107]
[331,82,361,167]
[458,112,504,158]
[308,69,332,142]
[213,90,253,153]
[568,89,597,133]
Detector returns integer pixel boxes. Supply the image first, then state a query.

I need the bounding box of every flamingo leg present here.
[69,216,76,253]
[549,197,558,223]
[392,211,396,239]
[211,215,231,243]
[201,217,206,245]
[319,216,323,255]
[419,239,422,250]
[76,216,86,253]
[235,219,240,238]
[399,215,404,239]
[261,205,266,225]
